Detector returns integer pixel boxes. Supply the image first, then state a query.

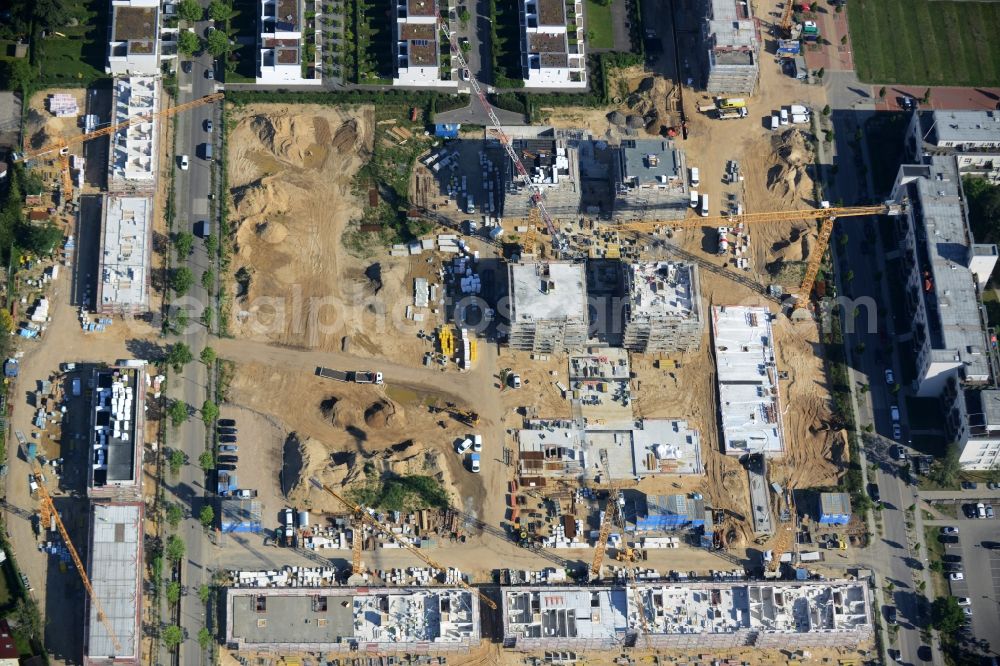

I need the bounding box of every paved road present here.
[168,24,220,664]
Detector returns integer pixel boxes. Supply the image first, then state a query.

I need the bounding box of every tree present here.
[208,0,233,22]
[200,346,216,365]
[201,269,215,291]
[824,129,835,143]
[178,30,200,56]
[198,450,215,471]
[457,6,470,24]
[166,535,186,561]
[201,399,219,425]
[0,309,14,335]
[931,596,965,634]
[9,599,41,641]
[199,505,215,529]
[166,503,184,527]
[168,448,186,473]
[921,88,932,104]
[816,67,825,79]
[167,581,182,605]
[204,233,218,257]
[205,29,232,56]
[198,584,212,603]
[178,0,203,22]
[171,266,194,296]
[33,0,73,29]
[166,342,194,371]
[930,444,961,487]
[174,231,194,258]
[17,221,63,255]
[198,627,213,649]
[822,104,831,116]
[878,86,887,100]
[0,58,34,93]
[163,625,184,649]
[169,400,189,428]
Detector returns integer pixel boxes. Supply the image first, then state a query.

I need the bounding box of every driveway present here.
[434,100,527,126]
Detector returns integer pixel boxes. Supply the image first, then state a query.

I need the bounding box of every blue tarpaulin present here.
[435,123,460,139]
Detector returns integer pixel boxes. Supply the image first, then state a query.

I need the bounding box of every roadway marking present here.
[180,84,194,93]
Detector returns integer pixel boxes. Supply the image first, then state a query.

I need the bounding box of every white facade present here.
[393,0,457,87]
[520,0,587,89]
[258,0,322,85]
[108,77,159,192]
[106,0,161,75]
[907,110,1000,183]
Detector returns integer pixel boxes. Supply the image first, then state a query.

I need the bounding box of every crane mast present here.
[309,478,498,610]
[439,23,563,253]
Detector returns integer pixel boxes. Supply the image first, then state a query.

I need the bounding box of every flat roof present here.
[99,195,151,312]
[707,0,756,50]
[89,366,143,489]
[930,110,1000,145]
[276,0,300,28]
[618,140,684,187]
[518,418,702,480]
[113,6,157,41]
[509,262,587,323]
[401,23,436,40]
[904,157,991,380]
[86,502,142,662]
[407,39,438,66]
[536,0,566,25]
[503,581,871,642]
[528,32,567,55]
[624,262,697,320]
[712,306,785,455]
[226,587,480,649]
[407,0,438,17]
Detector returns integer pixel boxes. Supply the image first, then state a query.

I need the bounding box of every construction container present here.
[629,493,705,531]
[818,492,851,525]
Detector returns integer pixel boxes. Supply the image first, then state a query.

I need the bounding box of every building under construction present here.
[87,364,146,500]
[224,587,480,653]
[701,0,759,94]
[97,194,152,315]
[83,501,144,666]
[622,261,702,353]
[501,580,871,650]
[502,137,582,219]
[507,261,588,352]
[612,140,689,221]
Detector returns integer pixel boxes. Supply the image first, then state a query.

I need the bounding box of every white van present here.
[690,167,700,187]
[779,109,789,125]
[699,194,709,217]
[690,190,699,207]
[770,115,779,130]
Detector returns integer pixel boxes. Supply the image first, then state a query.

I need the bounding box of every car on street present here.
[868,483,881,502]
[219,444,238,452]
[961,481,978,489]
[890,405,900,421]
[963,606,973,617]
[983,540,1000,549]
[885,368,895,384]
[460,68,469,81]
[205,68,214,79]
[941,526,959,535]
[218,455,238,464]
[179,154,189,170]
[204,119,213,133]
[182,61,192,74]
[219,434,238,443]
[470,452,481,473]
[892,424,902,441]
[219,419,236,427]
[988,505,995,519]
[956,597,971,606]
[884,605,897,625]
[456,438,473,454]
[949,572,965,581]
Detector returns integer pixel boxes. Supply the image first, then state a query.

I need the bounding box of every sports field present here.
[849,0,1000,86]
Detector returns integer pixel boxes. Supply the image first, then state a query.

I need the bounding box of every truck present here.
[718,97,747,109]
[235,489,258,498]
[791,113,810,125]
[717,108,748,120]
[698,103,717,113]
[315,367,384,385]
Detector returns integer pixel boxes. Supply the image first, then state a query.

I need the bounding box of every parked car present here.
[219,444,238,452]
[218,455,238,464]
[885,368,895,384]
[890,405,900,422]
[456,438,472,454]
[963,503,978,518]
[983,540,1000,549]
[949,572,965,581]
[509,373,522,389]
[961,481,978,489]
[943,554,962,563]
[217,427,238,435]
[205,68,214,79]
[940,526,959,535]
[892,424,902,441]
[890,445,905,460]
[217,463,236,471]
[182,61,193,74]
[472,434,483,452]
[179,154,189,170]
[977,502,987,519]
[470,453,481,473]
[868,483,881,502]
[204,119,213,133]
[219,434,238,443]
[988,505,995,519]
[218,419,236,427]
[963,607,973,617]
[955,597,971,606]
[885,605,897,625]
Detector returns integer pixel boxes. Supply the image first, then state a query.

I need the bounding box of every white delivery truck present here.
[779,109,789,125]
[700,194,709,217]
[690,190,699,208]
[770,115,780,130]
[791,114,810,124]
[790,104,810,116]
[690,167,700,187]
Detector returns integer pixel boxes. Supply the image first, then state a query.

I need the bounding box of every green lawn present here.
[585,0,614,50]
[34,0,109,85]
[849,0,1000,86]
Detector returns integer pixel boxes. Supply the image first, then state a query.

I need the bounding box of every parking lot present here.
[932,514,1000,655]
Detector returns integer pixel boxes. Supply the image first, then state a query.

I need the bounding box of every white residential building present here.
[946,388,1000,470]
[907,110,1000,182]
[890,156,996,398]
[393,0,457,87]
[520,0,587,89]
[258,0,322,85]
[98,195,152,314]
[106,0,161,75]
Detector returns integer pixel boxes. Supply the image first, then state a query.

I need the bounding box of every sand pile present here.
[766,129,814,204]
[256,221,288,244]
[364,400,400,429]
[250,114,314,163]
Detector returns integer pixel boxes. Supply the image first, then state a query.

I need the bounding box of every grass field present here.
[585,0,614,50]
[849,0,1000,86]
[34,0,109,85]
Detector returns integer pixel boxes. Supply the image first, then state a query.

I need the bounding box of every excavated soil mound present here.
[256,221,288,244]
[364,400,399,429]
[766,129,814,204]
[319,395,359,428]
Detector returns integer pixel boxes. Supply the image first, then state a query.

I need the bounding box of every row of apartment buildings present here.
[224,580,872,653]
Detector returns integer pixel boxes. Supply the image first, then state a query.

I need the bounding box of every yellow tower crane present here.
[765,491,797,578]
[309,478,498,610]
[30,462,123,654]
[16,93,224,197]
[609,201,906,306]
[352,518,364,575]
